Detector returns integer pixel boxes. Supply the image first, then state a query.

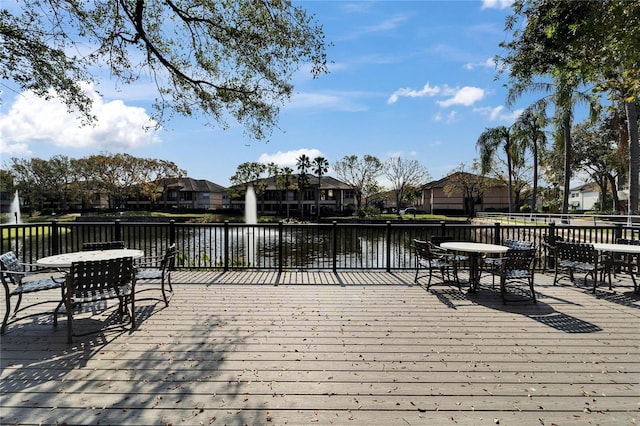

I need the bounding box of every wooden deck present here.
[1,271,639,425]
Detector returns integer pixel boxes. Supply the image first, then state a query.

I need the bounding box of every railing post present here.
[278,221,284,274]
[169,220,176,245]
[224,221,229,272]
[51,220,59,255]
[439,221,446,236]
[114,219,122,242]
[386,221,392,273]
[614,223,623,242]
[494,222,501,245]
[549,222,556,239]
[332,221,338,273]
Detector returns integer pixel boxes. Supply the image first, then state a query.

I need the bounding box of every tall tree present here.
[476,126,517,213]
[312,157,329,220]
[230,162,267,212]
[500,0,640,213]
[511,106,548,211]
[443,162,488,219]
[384,157,430,212]
[333,155,384,210]
[296,155,312,220]
[1,1,329,139]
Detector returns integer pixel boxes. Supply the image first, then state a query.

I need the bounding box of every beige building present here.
[421,172,510,215]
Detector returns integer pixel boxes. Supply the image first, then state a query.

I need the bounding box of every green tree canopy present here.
[1,0,329,139]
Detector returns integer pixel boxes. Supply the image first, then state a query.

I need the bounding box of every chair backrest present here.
[67,257,134,296]
[82,241,125,251]
[0,252,21,273]
[0,252,22,285]
[503,239,533,250]
[556,242,596,263]
[413,239,446,263]
[413,239,430,260]
[502,248,536,271]
[161,244,177,271]
[543,235,564,246]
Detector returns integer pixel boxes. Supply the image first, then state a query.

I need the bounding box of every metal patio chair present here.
[553,242,606,293]
[413,239,461,290]
[0,251,65,335]
[135,244,176,306]
[65,257,136,343]
[494,248,537,304]
[482,239,533,288]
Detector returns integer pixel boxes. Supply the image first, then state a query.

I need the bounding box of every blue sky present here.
[1,0,534,187]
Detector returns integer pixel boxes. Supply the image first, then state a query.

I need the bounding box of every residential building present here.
[421,172,510,215]
[229,175,356,216]
[569,182,600,211]
[154,177,229,210]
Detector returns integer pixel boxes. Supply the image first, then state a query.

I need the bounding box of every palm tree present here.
[312,156,329,220]
[507,76,599,215]
[476,126,516,213]
[512,105,548,212]
[296,154,311,219]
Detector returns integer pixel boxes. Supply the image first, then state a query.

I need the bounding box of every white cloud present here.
[464,57,497,70]
[388,83,440,104]
[437,86,485,107]
[434,111,458,123]
[288,92,368,112]
[258,149,325,169]
[481,0,514,9]
[0,84,160,154]
[473,105,524,122]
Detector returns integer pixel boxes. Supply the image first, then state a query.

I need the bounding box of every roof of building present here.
[162,177,227,192]
[422,172,504,189]
[570,182,601,192]
[229,174,352,191]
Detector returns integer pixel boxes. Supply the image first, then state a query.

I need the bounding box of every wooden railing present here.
[1,220,636,272]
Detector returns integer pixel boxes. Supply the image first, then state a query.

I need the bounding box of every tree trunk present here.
[561,111,572,216]
[506,143,513,213]
[532,138,538,212]
[607,174,620,212]
[624,101,639,214]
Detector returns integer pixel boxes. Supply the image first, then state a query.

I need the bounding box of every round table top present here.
[440,241,509,254]
[36,249,144,268]
[593,243,640,254]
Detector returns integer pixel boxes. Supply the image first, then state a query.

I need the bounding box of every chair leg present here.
[161,278,169,307]
[13,293,23,316]
[66,297,73,344]
[130,294,136,328]
[529,277,536,303]
[1,293,10,335]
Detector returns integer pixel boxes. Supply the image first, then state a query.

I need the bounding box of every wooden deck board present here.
[1,271,639,425]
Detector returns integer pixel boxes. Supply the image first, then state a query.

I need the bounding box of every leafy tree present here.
[312,156,329,220]
[499,0,640,212]
[296,154,311,220]
[476,126,517,213]
[573,114,626,211]
[511,106,548,211]
[0,169,15,196]
[230,161,267,211]
[1,0,329,139]
[384,157,430,212]
[333,155,384,210]
[8,156,77,213]
[443,163,488,218]
[278,166,295,221]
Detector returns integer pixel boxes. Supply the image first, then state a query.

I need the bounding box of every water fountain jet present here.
[9,190,21,224]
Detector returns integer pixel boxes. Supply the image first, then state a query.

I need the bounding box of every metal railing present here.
[1,219,636,272]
